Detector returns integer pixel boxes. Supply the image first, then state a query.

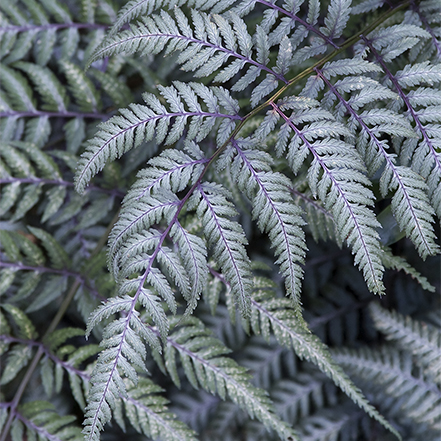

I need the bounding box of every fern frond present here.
[295,404,364,441]
[14,61,68,112]
[0,64,36,111]
[0,0,106,66]
[270,100,385,294]
[114,378,199,441]
[230,141,307,305]
[316,66,439,260]
[90,8,289,105]
[392,61,441,218]
[157,316,300,441]
[0,228,83,313]
[321,0,352,41]
[380,245,436,292]
[271,372,333,425]
[75,82,240,193]
[83,312,160,441]
[248,274,401,439]
[0,141,70,221]
[333,345,441,433]
[59,60,101,113]
[369,303,441,385]
[106,0,238,39]
[0,341,33,386]
[360,37,441,223]
[169,221,208,314]
[290,185,336,243]
[196,182,253,317]
[6,401,83,441]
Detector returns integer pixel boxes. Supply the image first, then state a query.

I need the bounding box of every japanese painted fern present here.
[1,0,440,441]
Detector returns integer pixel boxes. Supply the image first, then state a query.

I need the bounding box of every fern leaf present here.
[196,182,253,317]
[14,61,68,112]
[369,303,441,385]
[271,101,385,294]
[333,346,441,433]
[106,0,236,38]
[380,245,436,292]
[83,312,159,441]
[248,274,401,439]
[117,378,199,441]
[230,142,307,305]
[59,60,101,112]
[75,82,240,193]
[0,64,36,111]
[12,401,83,441]
[0,344,33,385]
[169,221,208,314]
[89,8,287,94]
[160,316,300,441]
[361,24,430,62]
[321,0,351,40]
[316,68,440,260]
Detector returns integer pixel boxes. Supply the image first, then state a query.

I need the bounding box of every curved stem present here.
[0,211,119,441]
[219,0,411,151]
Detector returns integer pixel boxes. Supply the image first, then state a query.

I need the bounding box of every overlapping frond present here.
[105,0,237,38]
[83,310,160,440]
[369,303,441,385]
[333,345,441,434]
[229,141,307,304]
[0,401,83,441]
[266,97,385,294]
[2,2,440,441]
[196,182,253,317]
[0,0,84,66]
[248,274,401,438]
[114,378,199,441]
[0,228,76,312]
[313,61,439,259]
[0,141,69,222]
[75,82,241,193]
[90,8,293,107]
[156,316,300,440]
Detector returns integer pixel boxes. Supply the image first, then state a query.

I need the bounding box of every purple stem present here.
[0,261,102,300]
[411,0,441,59]
[314,67,432,251]
[87,143,219,437]
[100,31,288,84]
[77,110,241,186]
[0,177,125,197]
[257,0,339,49]
[360,35,441,177]
[0,335,90,380]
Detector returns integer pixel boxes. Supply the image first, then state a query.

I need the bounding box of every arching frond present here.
[156,316,300,441]
[75,82,241,193]
[369,303,441,384]
[196,182,253,317]
[230,142,307,304]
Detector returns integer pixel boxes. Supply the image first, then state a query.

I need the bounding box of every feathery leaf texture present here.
[369,303,441,385]
[157,316,300,440]
[333,345,441,433]
[2,1,440,441]
[75,82,241,193]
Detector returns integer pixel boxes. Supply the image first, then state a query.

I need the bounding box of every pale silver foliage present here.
[74,0,440,439]
[1,1,438,441]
